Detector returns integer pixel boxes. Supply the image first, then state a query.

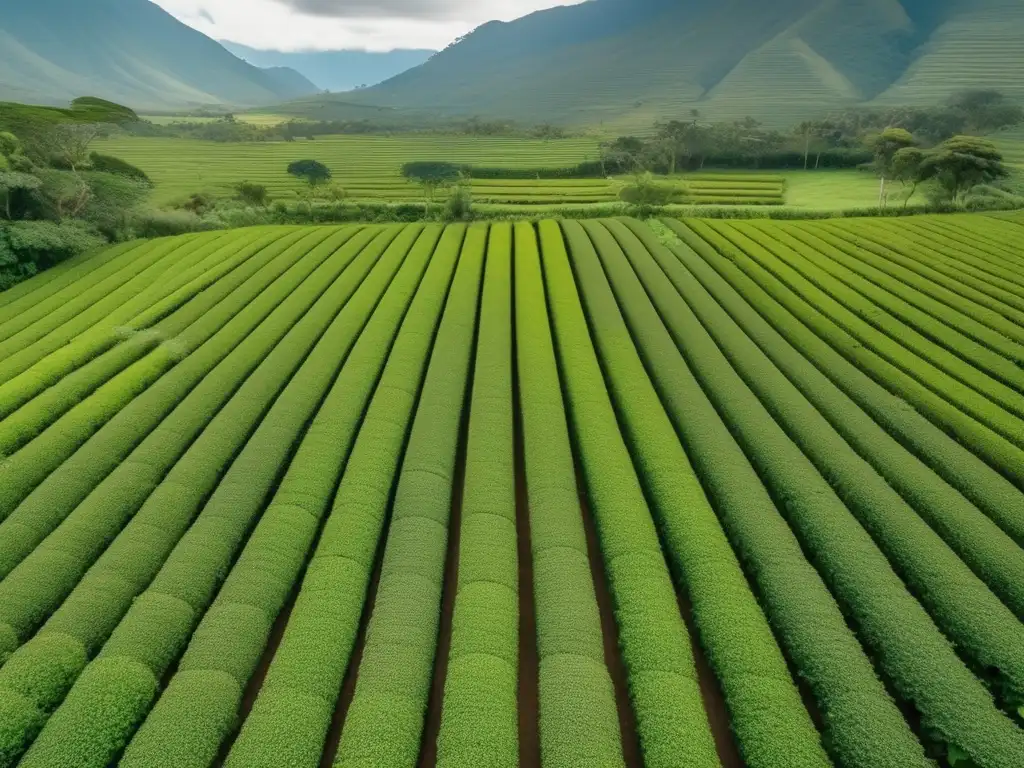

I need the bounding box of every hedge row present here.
[892,221,1024,295]
[538,219,719,768]
[19,225,444,768]
[635,219,1024,554]
[0,235,198,351]
[515,221,625,767]
[0,226,335,525]
[0,229,318,462]
[115,224,422,768]
[0,226,400,768]
[825,220,1024,320]
[705,219,1024,436]
[0,238,147,319]
[0,227,341,574]
[664,218,1024,507]
[219,223,457,768]
[597,218,927,768]
[781,222,1024,363]
[332,224,487,768]
[663,220,1024,767]
[874,219,1024,301]
[571,220,831,768]
[745,221,1024,393]
[923,218,1024,268]
[672,219,1024,487]
[434,223,519,768]
[0,228,282,433]
[644,221,1024,684]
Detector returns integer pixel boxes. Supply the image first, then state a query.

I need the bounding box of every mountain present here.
[219,42,435,93]
[341,0,1024,130]
[0,0,319,110]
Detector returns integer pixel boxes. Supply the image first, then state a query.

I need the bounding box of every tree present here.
[917,136,1010,206]
[43,123,104,172]
[235,181,269,206]
[653,120,694,175]
[947,90,1024,133]
[287,159,332,189]
[890,147,927,208]
[401,161,462,207]
[870,127,916,207]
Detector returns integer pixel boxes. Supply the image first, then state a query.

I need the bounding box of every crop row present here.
[0,225,406,767]
[662,218,1024,766]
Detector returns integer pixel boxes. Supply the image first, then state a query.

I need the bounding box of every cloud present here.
[154,0,584,51]
[270,0,479,21]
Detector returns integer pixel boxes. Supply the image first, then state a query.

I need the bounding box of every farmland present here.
[94,134,790,207]
[0,212,1023,768]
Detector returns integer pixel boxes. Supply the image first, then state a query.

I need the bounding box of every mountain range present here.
[0,0,318,110]
[218,42,434,94]
[342,0,1024,129]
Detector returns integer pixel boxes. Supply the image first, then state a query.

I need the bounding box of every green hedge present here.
[743,221,1024,392]
[0,225,396,760]
[514,221,625,767]
[0,230,293,459]
[19,225,443,768]
[637,219,1024,690]
[0,226,338,566]
[570,220,830,768]
[434,222,519,768]
[0,226,397,768]
[669,220,1024,489]
[220,223,457,768]
[894,220,1024,294]
[331,224,486,768]
[663,219,1024,768]
[825,219,1024,319]
[540,220,718,768]
[782,222,1024,362]
[705,220,1024,433]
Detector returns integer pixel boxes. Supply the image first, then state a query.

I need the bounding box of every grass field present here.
[0,212,1023,768]
[992,126,1024,172]
[139,114,297,127]
[95,135,798,207]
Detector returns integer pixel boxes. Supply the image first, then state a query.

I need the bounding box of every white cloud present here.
[152,0,586,52]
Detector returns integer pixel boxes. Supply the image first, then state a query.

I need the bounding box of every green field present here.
[140,114,298,127]
[993,126,1024,172]
[1,212,1023,768]
[95,135,800,207]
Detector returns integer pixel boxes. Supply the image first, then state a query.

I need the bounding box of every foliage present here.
[286,159,332,187]
[88,153,151,184]
[444,183,474,221]
[234,181,269,206]
[917,136,1011,205]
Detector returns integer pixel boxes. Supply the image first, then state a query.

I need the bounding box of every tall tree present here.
[917,136,1010,206]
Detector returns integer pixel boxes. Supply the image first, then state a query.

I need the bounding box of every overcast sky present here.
[153,0,586,52]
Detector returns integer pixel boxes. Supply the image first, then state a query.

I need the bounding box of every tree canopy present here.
[287,159,332,187]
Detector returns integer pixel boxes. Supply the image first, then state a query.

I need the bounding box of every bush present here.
[88,153,151,185]
[234,181,268,207]
[128,209,209,239]
[444,184,473,221]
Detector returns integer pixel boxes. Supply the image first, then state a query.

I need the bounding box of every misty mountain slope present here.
[341,0,1024,128]
[874,0,1024,105]
[0,0,318,109]
[219,42,434,93]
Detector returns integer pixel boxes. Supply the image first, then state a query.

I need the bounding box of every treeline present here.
[127,114,572,143]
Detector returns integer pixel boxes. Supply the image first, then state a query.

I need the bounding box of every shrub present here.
[87,153,151,185]
[234,181,268,206]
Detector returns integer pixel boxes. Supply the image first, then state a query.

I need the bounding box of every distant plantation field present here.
[1,212,1023,768]
[95,135,603,203]
[94,135,797,207]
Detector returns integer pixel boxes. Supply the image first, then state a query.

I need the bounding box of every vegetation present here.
[1,212,1023,768]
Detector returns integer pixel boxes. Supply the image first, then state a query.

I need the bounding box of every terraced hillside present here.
[992,126,1024,171]
[0,212,1022,768]
[94,135,788,207]
[328,0,1024,130]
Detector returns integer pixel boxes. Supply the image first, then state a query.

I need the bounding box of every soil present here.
[318,532,387,768]
[513,369,542,768]
[576,464,644,768]
[417,412,469,768]
[675,589,746,768]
